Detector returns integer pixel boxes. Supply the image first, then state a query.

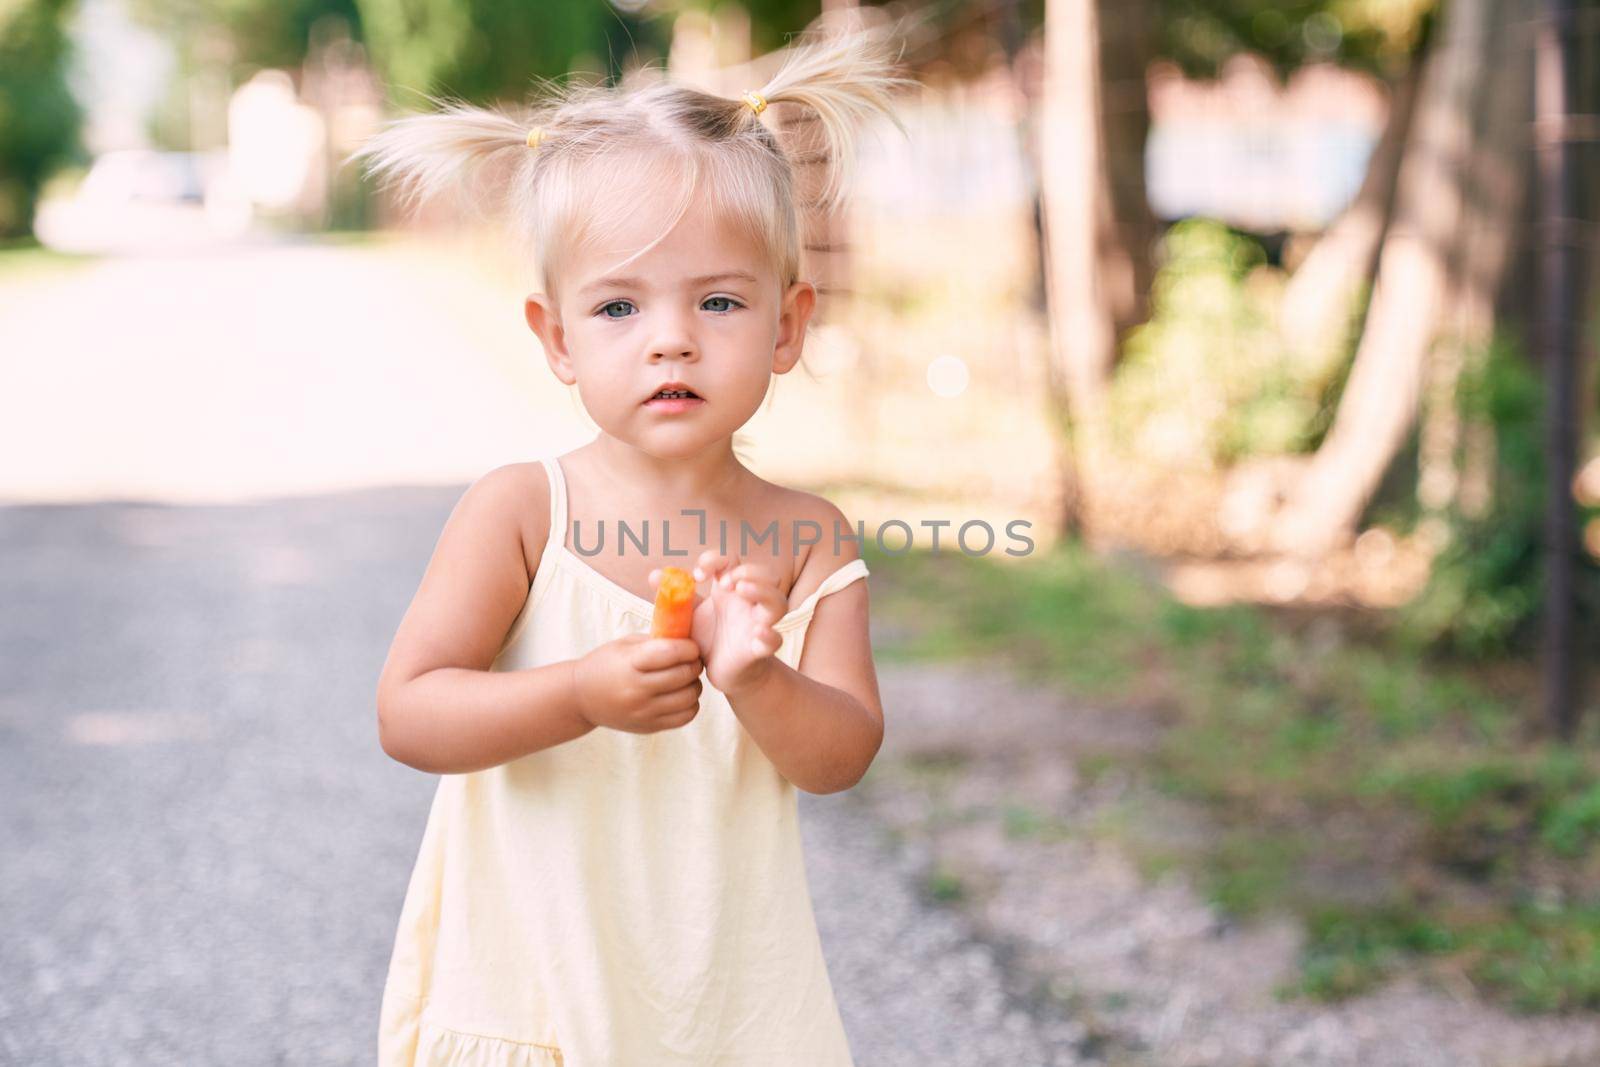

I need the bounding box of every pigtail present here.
[746,22,918,216]
[344,94,538,222]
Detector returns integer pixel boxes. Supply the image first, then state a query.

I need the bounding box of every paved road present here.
[0,236,582,505]
[0,489,1091,1066]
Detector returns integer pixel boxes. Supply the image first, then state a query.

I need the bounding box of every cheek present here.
[715,329,774,381]
[562,325,626,379]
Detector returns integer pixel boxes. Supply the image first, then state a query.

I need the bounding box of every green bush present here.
[1399,336,1600,654]
[1109,218,1353,468]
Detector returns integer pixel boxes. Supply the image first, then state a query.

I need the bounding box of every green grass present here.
[1286,896,1600,1012]
[999,801,1077,843]
[0,238,98,280]
[865,538,1163,696]
[926,867,967,903]
[863,537,1600,1012]
[1288,902,1458,1001]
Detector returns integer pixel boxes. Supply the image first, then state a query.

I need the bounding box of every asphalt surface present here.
[0,488,1089,1067]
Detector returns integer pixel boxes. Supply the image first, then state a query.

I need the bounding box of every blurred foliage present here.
[352,0,658,104]
[661,0,1447,90]
[0,0,86,239]
[678,0,824,55]
[1108,218,1352,468]
[868,536,1600,1011]
[127,0,363,75]
[1155,0,1436,79]
[128,0,657,104]
[1399,337,1600,655]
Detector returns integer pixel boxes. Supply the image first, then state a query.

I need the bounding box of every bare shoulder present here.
[485,460,552,584]
[780,485,880,728]
[374,462,546,702]
[785,487,861,561]
[778,486,865,609]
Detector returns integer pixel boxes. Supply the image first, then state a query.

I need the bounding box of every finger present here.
[725,569,785,616]
[750,626,782,657]
[638,661,702,692]
[631,637,702,671]
[654,706,699,731]
[695,550,740,584]
[732,574,785,609]
[647,687,702,719]
[648,566,696,593]
[727,562,780,587]
[715,559,754,590]
[633,662,691,687]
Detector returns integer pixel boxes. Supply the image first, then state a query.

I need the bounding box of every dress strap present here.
[539,456,569,564]
[792,557,870,617]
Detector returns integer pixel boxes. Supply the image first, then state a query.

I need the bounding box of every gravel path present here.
[804,784,1095,1066]
[857,660,1600,1067]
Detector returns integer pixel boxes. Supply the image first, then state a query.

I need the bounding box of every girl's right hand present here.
[570,635,705,734]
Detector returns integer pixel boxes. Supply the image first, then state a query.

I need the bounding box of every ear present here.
[525,293,576,385]
[772,280,816,375]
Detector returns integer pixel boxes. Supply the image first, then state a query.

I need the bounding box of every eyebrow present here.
[580,270,760,296]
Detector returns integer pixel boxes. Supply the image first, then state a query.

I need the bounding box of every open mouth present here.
[648,389,700,401]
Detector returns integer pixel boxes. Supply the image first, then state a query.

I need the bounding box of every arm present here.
[723,505,883,795]
[375,465,595,775]
[724,649,880,795]
[380,663,594,776]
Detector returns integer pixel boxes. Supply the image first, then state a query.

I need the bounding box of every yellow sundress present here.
[377,453,870,1066]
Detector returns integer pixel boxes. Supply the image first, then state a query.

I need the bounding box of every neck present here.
[584,435,749,507]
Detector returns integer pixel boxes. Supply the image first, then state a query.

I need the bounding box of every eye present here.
[703,296,743,314]
[598,300,633,319]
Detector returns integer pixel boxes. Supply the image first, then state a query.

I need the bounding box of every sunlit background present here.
[4,0,1600,1063]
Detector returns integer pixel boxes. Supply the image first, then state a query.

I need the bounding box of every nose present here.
[646,306,699,363]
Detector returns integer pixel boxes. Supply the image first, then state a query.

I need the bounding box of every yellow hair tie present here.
[525,127,545,149]
[740,90,767,116]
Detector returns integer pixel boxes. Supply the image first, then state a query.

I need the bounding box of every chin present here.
[655,436,723,458]
[670,424,753,456]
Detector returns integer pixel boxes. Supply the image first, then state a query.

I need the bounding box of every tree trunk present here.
[1419,0,1536,522]
[1278,51,1423,375]
[1095,1,1157,341]
[1266,0,1497,557]
[1040,0,1119,529]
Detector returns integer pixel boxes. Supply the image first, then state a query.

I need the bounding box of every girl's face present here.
[525,186,815,460]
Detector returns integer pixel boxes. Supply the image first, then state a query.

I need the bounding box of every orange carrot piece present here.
[650,566,696,639]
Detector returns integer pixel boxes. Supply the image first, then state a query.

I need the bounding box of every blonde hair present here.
[347,22,915,303]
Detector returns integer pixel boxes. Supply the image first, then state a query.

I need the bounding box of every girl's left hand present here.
[653,550,784,697]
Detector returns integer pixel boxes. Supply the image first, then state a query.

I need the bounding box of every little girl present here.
[354,24,913,1067]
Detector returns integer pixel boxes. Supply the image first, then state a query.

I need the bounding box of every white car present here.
[33,148,252,254]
